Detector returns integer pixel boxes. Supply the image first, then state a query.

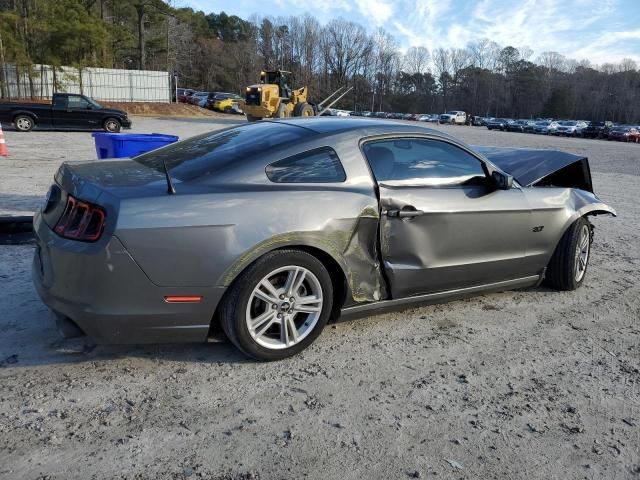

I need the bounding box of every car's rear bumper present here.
[31,211,225,344]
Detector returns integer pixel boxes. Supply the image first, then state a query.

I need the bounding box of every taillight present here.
[54,195,106,242]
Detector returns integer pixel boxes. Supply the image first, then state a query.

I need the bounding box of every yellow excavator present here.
[242,70,352,122]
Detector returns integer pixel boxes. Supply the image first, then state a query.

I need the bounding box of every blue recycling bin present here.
[92,133,179,159]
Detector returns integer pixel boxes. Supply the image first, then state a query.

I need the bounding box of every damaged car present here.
[32,118,616,361]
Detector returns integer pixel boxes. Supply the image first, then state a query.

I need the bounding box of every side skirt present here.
[339,275,541,321]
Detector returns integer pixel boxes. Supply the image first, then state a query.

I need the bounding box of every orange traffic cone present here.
[0,123,8,157]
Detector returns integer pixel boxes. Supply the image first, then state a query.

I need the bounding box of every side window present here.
[363,138,486,186]
[67,96,89,109]
[266,147,346,183]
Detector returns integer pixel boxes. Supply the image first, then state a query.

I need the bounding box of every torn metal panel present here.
[475,146,593,191]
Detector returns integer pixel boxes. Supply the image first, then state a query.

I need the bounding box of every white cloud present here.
[181,0,640,65]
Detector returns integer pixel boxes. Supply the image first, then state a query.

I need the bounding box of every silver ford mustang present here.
[32,118,616,360]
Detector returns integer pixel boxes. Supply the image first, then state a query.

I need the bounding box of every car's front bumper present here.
[31,211,225,344]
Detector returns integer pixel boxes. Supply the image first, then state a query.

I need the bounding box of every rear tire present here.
[246,114,261,122]
[219,250,333,361]
[14,114,34,132]
[544,217,592,290]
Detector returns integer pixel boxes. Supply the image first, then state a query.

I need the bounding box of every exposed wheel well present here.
[208,245,349,338]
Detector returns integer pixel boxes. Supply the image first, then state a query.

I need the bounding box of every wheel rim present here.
[17,118,31,130]
[574,225,590,282]
[105,120,118,132]
[245,265,323,350]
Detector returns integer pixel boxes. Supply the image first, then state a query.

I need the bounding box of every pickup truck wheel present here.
[103,118,121,133]
[14,115,34,132]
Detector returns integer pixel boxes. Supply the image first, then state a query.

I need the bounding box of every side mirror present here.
[86,104,93,110]
[492,170,513,190]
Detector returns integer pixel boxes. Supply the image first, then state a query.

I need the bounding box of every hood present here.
[101,107,127,116]
[474,146,593,192]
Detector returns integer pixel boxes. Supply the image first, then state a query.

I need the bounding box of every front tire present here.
[219,250,334,361]
[544,217,592,290]
[103,118,121,133]
[293,102,314,117]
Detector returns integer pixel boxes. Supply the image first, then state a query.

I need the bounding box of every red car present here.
[176,88,195,103]
[608,126,639,142]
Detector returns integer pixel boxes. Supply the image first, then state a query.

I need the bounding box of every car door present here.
[57,95,102,129]
[363,137,533,299]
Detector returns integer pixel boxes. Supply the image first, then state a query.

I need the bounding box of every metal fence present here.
[0,64,172,102]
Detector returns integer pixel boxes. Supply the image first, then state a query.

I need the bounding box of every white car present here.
[545,121,561,134]
[439,111,467,125]
[554,121,580,136]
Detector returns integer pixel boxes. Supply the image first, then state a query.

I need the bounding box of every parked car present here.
[506,120,536,133]
[439,110,466,124]
[33,118,615,360]
[522,121,538,133]
[188,91,210,107]
[532,121,551,134]
[553,121,580,136]
[486,118,512,131]
[582,121,614,139]
[374,112,387,118]
[471,116,485,126]
[608,126,640,142]
[545,121,561,135]
[0,93,131,132]
[211,93,243,112]
[176,88,195,103]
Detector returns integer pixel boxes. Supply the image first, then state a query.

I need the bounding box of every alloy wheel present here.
[105,120,119,132]
[245,265,323,350]
[574,224,590,282]
[16,117,32,131]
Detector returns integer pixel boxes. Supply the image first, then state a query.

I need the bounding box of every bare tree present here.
[403,46,430,75]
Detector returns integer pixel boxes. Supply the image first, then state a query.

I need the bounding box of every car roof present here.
[276,117,443,136]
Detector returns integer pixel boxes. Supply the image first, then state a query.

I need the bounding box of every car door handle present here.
[385,208,425,218]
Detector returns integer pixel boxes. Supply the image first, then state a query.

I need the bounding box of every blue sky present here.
[179,0,640,65]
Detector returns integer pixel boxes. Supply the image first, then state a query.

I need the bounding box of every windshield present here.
[133,122,312,182]
[559,121,576,126]
[87,97,102,108]
[536,121,549,126]
[445,111,458,115]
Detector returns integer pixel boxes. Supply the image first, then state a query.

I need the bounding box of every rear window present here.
[133,122,311,181]
[266,147,346,183]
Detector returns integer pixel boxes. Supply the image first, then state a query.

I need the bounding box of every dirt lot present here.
[1,118,639,479]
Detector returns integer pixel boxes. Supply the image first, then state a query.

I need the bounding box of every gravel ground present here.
[0,118,639,479]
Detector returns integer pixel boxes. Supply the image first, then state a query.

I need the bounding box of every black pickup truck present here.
[0,93,132,132]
